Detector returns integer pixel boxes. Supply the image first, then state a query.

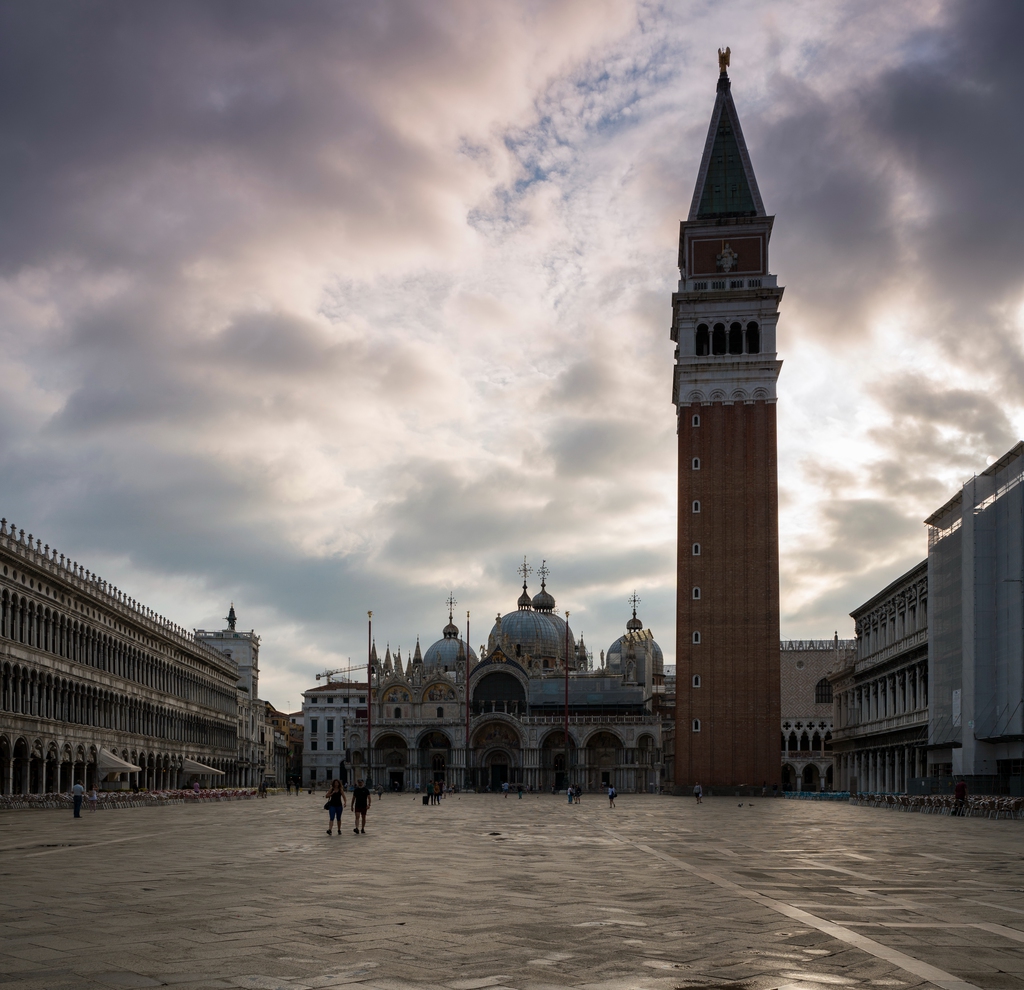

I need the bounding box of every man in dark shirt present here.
[352,778,371,834]
[954,779,968,815]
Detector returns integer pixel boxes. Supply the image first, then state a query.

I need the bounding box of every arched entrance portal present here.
[419,732,451,788]
[541,731,577,791]
[472,720,523,791]
[585,731,621,791]
[375,734,408,792]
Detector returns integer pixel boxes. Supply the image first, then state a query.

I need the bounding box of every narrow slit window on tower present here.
[692,587,701,600]
[712,323,726,355]
[692,719,701,732]
[695,323,710,356]
[692,631,701,644]
[746,321,760,354]
[692,543,701,555]
[692,675,701,688]
[692,457,700,470]
[729,322,743,354]
[691,413,700,427]
[692,500,701,513]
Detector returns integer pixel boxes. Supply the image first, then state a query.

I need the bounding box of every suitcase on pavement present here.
[422,794,429,805]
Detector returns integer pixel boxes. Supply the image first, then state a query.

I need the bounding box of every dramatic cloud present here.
[1,0,1021,708]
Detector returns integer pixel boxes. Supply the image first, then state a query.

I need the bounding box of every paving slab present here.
[1,794,1023,988]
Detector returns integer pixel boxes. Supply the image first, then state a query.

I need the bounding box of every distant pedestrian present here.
[574,784,581,804]
[502,780,509,799]
[693,782,702,804]
[72,780,84,818]
[567,785,573,805]
[352,778,371,833]
[517,783,523,800]
[88,787,98,812]
[376,784,384,800]
[607,785,616,808]
[954,779,968,816]
[325,779,346,835]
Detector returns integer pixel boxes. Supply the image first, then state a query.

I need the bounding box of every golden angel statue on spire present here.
[718,47,731,73]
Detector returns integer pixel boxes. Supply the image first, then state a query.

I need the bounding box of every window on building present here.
[394,707,402,719]
[326,719,334,733]
[746,321,760,354]
[436,706,444,718]
[692,413,700,427]
[692,587,701,600]
[815,678,833,704]
[692,500,701,513]
[326,697,334,704]
[712,323,726,354]
[728,321,743,354]
[311,741,318,751]
[692,457,700,470]
[692,631,701,644]
[327,740,334,750]
[310,719,318,734]
[692,674,701,688]
[359,697,366,704]
[692,543,701,555]
[695,324,710,356]
[692,719,701,732]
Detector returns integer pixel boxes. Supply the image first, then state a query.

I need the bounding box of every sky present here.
[2,0,1023,711]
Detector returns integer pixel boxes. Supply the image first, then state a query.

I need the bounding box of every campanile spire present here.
[670,56,782,791]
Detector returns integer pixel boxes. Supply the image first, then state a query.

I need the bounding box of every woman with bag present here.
[325,779,346,835]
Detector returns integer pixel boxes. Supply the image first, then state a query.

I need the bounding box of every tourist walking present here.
[352,778,371,833]
[72,780,84,818]
[567,785,573,805]
[607,784,616,808]
[573,784,581,804]
[693,782,702,804]
[517,783,523,799]
[325,779,346,835]
[502,780,509,799]
[88,786,99,812]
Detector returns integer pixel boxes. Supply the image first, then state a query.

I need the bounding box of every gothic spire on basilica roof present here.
[688,51,765,221]
[412,637,423,664]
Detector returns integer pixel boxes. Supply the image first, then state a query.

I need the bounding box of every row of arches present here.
[695,320,760,356]
[781,762,833,792]
[0,733,233,795]
[1,589,234,715]
[782,729,832,754]
[324,721,662,793]
[1,661,234,750]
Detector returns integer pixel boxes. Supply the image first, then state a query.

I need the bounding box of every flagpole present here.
[564,609,570,790]
[367,610,373,788]
[465,610,471,792]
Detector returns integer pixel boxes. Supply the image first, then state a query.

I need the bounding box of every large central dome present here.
[421,610,477,671]
[487,574,575,664]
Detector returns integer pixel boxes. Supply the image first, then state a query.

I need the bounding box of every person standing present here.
[693,782,703,804]
[72,780,84,818]
[502,780,509,799]
[517,783,523,800]
[352,778,371,833]
[567,784,573,805]
[325,779,346,835]
[88,786,99,812]
[607,784,616,808]
[954,778,968,816]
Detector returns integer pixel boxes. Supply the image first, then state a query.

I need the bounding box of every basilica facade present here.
[318,574,667,793]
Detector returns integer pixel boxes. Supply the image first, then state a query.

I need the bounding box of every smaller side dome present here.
[517,581,533,610]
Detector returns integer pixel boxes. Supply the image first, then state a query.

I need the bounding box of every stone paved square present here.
[1,794,1023,990]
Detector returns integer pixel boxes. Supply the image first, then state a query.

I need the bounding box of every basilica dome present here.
[421,613,477,671]
[605,601,664,674]
[487,579,575,663]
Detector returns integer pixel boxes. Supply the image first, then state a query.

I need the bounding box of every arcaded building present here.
[831,561,929,794]
[671,54,783,789]
[0,520,238,793]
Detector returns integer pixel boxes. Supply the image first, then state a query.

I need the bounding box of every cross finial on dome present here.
[537,559,549,587]
[517,556,532,585]
[446,591,457,623]
[629,591,641,618]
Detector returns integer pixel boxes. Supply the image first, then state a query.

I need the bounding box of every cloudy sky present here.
[2,1,1022,710]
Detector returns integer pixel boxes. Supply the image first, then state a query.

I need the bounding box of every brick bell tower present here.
[671,51,782,791]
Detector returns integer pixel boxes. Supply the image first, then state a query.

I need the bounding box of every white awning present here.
[182,758,225,776]
[98,748,142,774]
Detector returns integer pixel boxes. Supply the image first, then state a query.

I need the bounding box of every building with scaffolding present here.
[926,442,1024,790]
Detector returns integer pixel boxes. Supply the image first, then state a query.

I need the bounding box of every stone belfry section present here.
[670,53,782,789]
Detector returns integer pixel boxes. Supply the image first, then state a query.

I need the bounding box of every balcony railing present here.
[832,708,928,741]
